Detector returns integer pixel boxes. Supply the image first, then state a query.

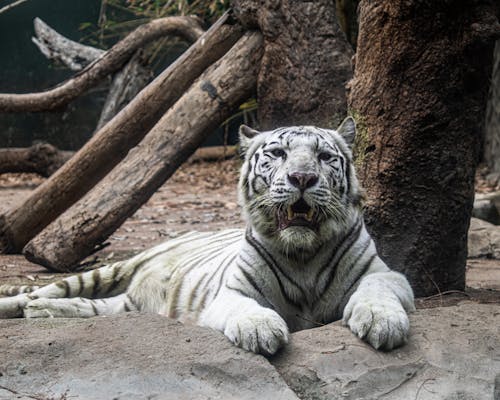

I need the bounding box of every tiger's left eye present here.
[318,152,335,161]
[271,148,286,158]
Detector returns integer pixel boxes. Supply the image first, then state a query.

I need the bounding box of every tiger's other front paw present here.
[224,308,289,356]
[342,294,410,350]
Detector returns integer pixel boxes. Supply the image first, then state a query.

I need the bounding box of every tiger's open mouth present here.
[277,198,316,230]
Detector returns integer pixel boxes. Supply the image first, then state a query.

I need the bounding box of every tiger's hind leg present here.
[23,293,137,318]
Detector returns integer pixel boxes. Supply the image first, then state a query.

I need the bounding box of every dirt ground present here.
[0,158,499,308]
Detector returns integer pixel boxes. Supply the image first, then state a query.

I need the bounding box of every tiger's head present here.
[238,117,363,257]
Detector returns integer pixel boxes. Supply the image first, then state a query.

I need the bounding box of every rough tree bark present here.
[485,40,500,175]
[0,13,244,254]
[0,144,72,177]
[24,31,263,271]
[233,0,353,129]
[348,0,499,296]
[0,16,204,112]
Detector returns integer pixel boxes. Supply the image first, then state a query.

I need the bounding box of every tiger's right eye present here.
[271,148,286,158]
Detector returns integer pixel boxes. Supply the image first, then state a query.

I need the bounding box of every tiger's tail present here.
[0,255,145,318]
[0,284,41,297]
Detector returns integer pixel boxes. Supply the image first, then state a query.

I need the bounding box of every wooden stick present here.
[0,12,244,253]
[24,31,263,271]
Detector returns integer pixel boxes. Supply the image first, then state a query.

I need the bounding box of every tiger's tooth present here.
[287,206,294,220]
[306,208,314,221]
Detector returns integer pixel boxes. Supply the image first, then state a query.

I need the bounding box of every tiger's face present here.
[238,117,362,256]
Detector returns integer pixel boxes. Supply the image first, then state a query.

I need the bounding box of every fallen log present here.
[23,31,263,271]
[0,12,244,253]
[0,16,204,112]
[0,144,73,177]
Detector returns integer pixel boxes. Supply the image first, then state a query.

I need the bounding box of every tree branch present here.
[31,17,105,71]
[0,0,29,15]
[0,16,204,112]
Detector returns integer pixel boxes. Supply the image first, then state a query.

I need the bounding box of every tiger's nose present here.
[287,172,319,190]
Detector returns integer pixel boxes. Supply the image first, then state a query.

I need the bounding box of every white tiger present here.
[0,117,415,355]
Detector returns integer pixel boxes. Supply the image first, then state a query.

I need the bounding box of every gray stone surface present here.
[272,302,500,400]
[468,217,500,259]
[474,190,500,225]
[1,304,498,400]
[0,313,298,400]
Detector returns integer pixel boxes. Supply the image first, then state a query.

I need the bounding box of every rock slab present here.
[0,313,298,400]
[468,217,500,259]
[272,302,500,400]
[0,303,499,400]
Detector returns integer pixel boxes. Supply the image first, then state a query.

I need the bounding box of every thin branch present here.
[32,18,105,71]
[0,0,29,15]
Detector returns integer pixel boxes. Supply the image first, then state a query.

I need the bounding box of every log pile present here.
[0,11,259,270]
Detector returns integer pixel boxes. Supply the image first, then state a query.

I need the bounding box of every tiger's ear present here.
[239,124,261,155]
[337,117,356,148]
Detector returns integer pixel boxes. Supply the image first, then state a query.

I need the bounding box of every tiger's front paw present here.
[224,308,289,356]
[342,293,410,350]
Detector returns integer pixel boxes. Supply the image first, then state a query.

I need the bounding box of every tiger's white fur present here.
[0,117,414,355]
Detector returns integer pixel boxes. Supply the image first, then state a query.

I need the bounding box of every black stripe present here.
[238,259,267,301]
[128,261,144,281]
[105,265,122,296]
[91,269,101,298]
[91,301,99,315]
[344,254,376,298]
[345,161,351,198]
[212,258,235,300]
[245,229,303,308]
[200,253,236,294]
[76,274,84,296]
[56,280,70,297]
[125,294,137,312]
[235,273,275,310]
[316,219,362,283]
[317,221,364,297]
[226,284,254,299]
[320,235,371,301]
[187,273,209,311]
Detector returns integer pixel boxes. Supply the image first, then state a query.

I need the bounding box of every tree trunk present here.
[233,0,353,129]
[485,40,500,175]
[0,16,204,112]
[0,13,244,254]
[0,144,72,177]
[23,31,263,271]
[348,0,499,296]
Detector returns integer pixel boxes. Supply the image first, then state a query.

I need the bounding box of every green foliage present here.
[79,0,230,46]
